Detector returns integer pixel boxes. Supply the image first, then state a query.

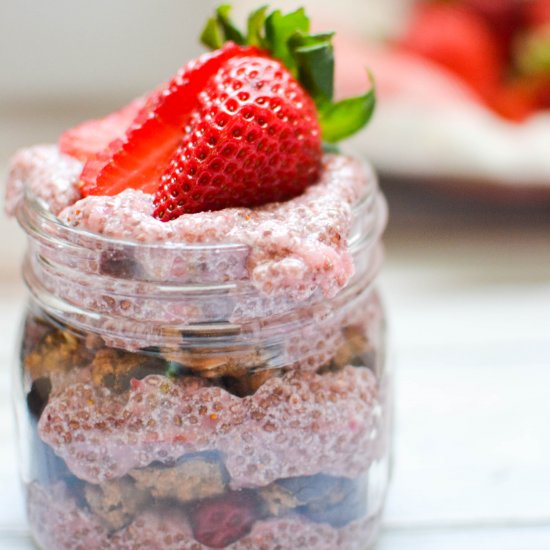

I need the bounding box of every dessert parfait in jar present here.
[5,6,390,549]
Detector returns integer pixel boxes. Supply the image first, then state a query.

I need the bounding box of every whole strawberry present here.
[60,5,375,221]
[398,2,503,99]
[462,0,525,59]
[153,54,321,219]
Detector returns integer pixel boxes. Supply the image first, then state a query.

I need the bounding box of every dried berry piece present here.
[129,453,227,504]
[84,478,149,532]
[90,348,167,393]
[27,377,52,420]
[24,329,92,380]
[189,490,260,548]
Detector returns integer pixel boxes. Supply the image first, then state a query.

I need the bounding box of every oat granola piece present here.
[165,347,266,379]
[24,328,92,380]
[21,315,55,358]
[327,325,375,372]
[129,454,227,503]
[90,348,167,393]
[223,367,281,397]
[84,478,148,531]
[259,483,301,517]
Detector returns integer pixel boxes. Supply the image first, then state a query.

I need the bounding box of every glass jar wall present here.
[14,165,390,550]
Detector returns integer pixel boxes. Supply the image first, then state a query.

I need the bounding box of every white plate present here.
[335,38,550,200]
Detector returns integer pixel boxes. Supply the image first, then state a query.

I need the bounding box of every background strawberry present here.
[524,0,550,29]
[461,0,525,61]
[398,3,503,100]
[59,5,375,220]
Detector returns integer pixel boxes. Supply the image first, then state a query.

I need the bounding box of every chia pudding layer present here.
[9,145,389,549]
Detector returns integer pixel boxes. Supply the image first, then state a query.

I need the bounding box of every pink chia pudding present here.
[7,5,390,549]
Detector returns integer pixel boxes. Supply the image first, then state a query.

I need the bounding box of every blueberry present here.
[29,422,72,486]
[300,476,368,528]
[276,474,342,505]
[27,377,52,420]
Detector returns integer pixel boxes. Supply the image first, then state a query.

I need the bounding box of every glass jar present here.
[14,162,390,550]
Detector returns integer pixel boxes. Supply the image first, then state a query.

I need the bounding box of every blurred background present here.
[1,0,550,548]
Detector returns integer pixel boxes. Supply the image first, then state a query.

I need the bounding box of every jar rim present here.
[17,153,387,349]
[17,155,381,254]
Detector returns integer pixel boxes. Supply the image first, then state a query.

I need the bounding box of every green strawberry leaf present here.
[264,8,310,74]
[201,16,224,50]
[247,5,269,47]
[201,4,377,143]
[290,33,335,104]
[216,4,246,45]
[516,29,550,75]
[320,86,376,143]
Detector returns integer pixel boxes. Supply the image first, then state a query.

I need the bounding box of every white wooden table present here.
[0,186,549,549]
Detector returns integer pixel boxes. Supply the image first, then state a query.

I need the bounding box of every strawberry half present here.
[59,98,146,162]
[80,43,260,197]
[62,6,375,219]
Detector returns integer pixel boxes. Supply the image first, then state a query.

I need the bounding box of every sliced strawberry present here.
[399,3,503,99]
[80,43,262,197]
[59,98,145,162]
[152,55,322,220]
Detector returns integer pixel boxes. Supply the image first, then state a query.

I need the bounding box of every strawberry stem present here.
[201,4,376,144]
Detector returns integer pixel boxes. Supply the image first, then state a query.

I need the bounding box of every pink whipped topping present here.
[5,146,373,301]
[39,366,381,487]
[5,146,82,217]
[29,482,379,550]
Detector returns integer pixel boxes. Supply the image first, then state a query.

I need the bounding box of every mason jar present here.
[12,154,390,550]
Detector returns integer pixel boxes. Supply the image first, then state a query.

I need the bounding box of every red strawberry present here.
[79,43,260,197]
[190,491,259,548]
[152,55,322,220]
[59,98,145,162]
[66,6,374,219]
[461,0,525,59]
[490,82,539,122]
[490,74,550,121]
[524,0,550,28]
[399,3,503,99]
